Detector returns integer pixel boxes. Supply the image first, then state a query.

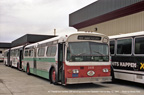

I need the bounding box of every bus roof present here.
[39,32,106,43]
[11,45,24,50]
[25,32,107,48]
[109,31,144,39]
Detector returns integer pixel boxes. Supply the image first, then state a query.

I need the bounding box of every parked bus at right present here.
[109,31,144,84]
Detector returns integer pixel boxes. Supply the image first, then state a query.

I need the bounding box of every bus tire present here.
[50,68,57,85]
[26,64,30,75]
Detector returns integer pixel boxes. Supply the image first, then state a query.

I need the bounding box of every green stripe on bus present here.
[23,58,56,62]
[24,66,49,79]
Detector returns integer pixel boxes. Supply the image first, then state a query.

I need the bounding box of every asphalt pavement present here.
[0,62,143,95]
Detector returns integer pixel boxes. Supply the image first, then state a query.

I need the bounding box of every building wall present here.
[79,11,144,36]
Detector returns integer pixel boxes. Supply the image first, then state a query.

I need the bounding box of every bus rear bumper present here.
[66,76,112,84]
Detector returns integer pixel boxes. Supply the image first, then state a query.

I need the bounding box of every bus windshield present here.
[67,42,109,62]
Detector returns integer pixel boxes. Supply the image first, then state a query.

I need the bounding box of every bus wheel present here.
[26,64,30,75]
[51,68,57,84]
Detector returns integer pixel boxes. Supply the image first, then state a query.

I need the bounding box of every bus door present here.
[19,50,23,69]
[8,50,10,66]
[58,43,65,83]
[33,48,37,74]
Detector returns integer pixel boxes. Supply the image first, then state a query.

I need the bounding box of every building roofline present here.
[70,1,144,29]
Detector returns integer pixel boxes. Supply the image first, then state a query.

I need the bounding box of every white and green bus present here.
[22,32,111,85]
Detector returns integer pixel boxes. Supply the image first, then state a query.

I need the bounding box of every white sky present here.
[0,0,97,42]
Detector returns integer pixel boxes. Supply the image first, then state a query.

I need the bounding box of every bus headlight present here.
[73,69,79,73]
[103,68,109,73]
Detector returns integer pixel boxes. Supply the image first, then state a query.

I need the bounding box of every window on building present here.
[110,40,115,54]
[117,38,132,54]
[135,37,144,54]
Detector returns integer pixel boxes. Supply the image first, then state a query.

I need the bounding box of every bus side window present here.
[16,50,19,57]
[51,46,56,56]
[25,50,29,57]
[110,40,115,55]
[135,37,144,54]
[117,38,132,54]
[29,50,34,57]
[46,47,51,56]
[46,46,56,56]
[11,50,14,56]
[38,47,45,56]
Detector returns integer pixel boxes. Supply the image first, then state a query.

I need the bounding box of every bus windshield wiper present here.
[77,52,86,56]
[93,51,104,56]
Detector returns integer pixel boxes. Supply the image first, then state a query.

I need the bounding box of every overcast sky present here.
[0,0,97,42]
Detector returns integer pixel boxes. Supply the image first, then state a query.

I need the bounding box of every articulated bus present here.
[10,46,24,69]
[109,31,144,84]
[22,32,111,85]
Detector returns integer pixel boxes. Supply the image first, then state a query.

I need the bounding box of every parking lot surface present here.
[0,62,143,95]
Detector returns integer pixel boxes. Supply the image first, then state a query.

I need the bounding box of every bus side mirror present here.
[66,43,69,47]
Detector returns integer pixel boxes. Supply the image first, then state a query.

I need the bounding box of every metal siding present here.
[69,0,143,26]
[79,11,144,36]
[27,34,56,43]
[11,34,56,47]
[11,35,28,47]
[0,43,11,48]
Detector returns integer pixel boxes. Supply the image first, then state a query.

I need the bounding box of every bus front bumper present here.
[66,76,112,84]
